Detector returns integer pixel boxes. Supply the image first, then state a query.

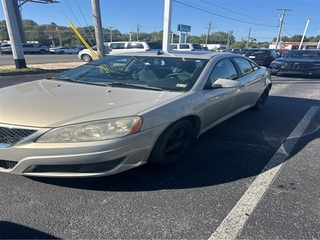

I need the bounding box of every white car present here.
[49,46,84,54]
[78,41,151,62]
[170,43,205,51]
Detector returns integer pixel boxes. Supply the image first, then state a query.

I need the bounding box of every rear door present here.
[231,57,266,108]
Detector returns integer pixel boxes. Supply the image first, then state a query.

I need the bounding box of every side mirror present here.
[212,78,243,88]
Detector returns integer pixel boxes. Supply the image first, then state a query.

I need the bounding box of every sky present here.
[0,0,319,42]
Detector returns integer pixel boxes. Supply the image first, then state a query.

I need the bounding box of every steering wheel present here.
[165,73,190,80]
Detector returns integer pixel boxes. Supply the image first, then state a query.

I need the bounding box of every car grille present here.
[284,63,311,70]
[32,164,83,173]
[31,158,125,173]
[0,126,37,148]
[0,160,18,169]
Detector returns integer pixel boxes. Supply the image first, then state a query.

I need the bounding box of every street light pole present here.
[1,0,26,68]
[299,17,311,50]
[109,26,113,42]
[91,0,106,57]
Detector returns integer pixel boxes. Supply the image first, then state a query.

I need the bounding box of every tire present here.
[81,54,92,62]
[253,87,270,109]
[148,120,193,166]
[59,51,65,54]
[39,49,46,54]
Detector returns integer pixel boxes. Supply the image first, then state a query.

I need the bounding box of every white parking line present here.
[209,106,320,240]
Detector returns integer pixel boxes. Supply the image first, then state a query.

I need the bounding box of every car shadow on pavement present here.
[0,221,58,239]
[28,95,320,192]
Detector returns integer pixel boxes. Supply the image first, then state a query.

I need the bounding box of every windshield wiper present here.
[106,82,164,91]
[53,77,105,86]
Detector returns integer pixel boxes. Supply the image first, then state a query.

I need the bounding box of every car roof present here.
[289,49,319,52]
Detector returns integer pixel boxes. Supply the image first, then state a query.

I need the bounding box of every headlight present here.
[36,117,142,143]
[271,60,281,64]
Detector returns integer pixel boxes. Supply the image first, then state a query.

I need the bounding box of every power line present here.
[200,0,276,25]
[173,0,277,27]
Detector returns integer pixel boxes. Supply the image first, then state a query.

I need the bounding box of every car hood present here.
[0,79,183,128]
[276,58,320,63]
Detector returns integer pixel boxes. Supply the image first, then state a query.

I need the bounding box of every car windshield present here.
[285,51,320,59]
[54,55,208,92]
[245,50,269,55]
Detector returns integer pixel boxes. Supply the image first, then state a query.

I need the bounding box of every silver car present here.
[0,52,272,177]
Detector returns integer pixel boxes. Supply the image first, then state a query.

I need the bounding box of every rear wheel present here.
[81,54,92,62]
[39,49,46,54]
[254,87,270,109]
[148,120,193,166]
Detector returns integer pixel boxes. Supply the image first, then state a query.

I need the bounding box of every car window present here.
[147,42,162,49]
[208,58,238,84]
[110,43,125,49]
[127,43,144,49]
[233,57,258,75]
[170,44,177,50]
[179,44,190,49]
[192,44,203,50]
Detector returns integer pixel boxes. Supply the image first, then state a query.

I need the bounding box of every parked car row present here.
[224,48,279,68]
[0,43,49,54]
[49,46,85,54]
[224,48,320,76]
[0,44,85,55]
[77,42,206,62]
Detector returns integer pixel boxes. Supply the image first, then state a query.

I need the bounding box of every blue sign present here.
[177,24,191,32]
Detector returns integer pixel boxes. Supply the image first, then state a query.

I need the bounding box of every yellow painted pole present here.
[68,19,100,60]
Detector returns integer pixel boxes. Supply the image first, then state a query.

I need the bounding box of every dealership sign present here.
[177,24,191,32]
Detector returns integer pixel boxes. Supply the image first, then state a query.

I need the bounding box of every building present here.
[269,41,320,50]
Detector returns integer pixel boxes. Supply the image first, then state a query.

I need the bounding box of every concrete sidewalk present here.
[0,62,85,70]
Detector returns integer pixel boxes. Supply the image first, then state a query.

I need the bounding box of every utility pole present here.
[299,17,311,50]
[246,28,251,49]
[136,23,140,41]
[91,0,106,57]
[226,30,232,49]
[109,26,113,42]
[56,26,62,46]
[275,9,292,50]
[1,0,26,68]
[205,21,211,47]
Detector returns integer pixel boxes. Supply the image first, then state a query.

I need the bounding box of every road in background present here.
[0,74,319,239]
[0,54,81,65]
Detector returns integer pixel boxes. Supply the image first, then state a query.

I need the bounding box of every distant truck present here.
[0,43,49,54]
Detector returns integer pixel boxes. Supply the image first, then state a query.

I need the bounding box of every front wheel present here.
[148,120,193,166]
[81,54,92,62]
[39,49,46,54]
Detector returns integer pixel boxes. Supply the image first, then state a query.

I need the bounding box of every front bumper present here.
[0,124,164,177]
[270,63,320,76]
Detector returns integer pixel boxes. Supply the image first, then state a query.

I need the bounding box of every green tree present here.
[290,34,304,42]
[0,20,9,41]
